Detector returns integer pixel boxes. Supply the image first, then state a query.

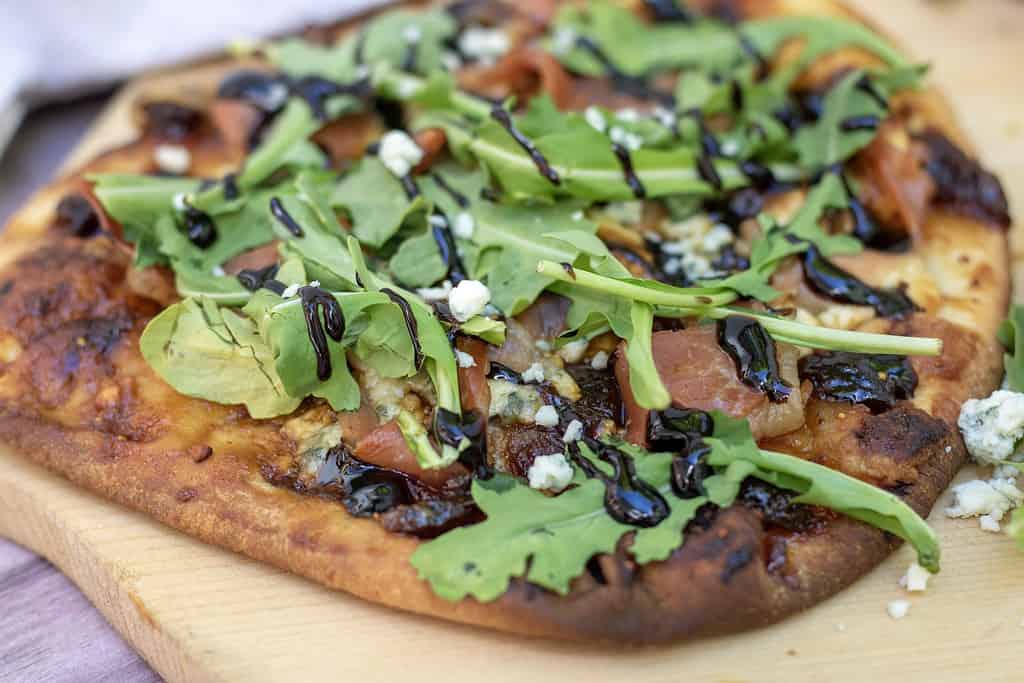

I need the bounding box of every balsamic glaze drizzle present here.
[836,171,878,243]
[236,264,281,292]
[856,75,889,111]
[183,206,217,248]
[221,173,240,200]
[799,351,917,413]
[644,0,693,23]
[399,174,421,200]
[430,212,469,284]
[573,36,675,107]
[299,285,346,381]
[839,114,881,132]
[431,172,470,208]
[381,288,424,369]
[434,408,490,479]
[647,408,715,499]
[801,244,917,318]
[569,439,670,527]
[315,444,416,516]
[696,153,724,191]
[269,197,304,237]
[716,316,792,402]
[611,143,647,198]
[489,106,561,185]
[487,362,523,384]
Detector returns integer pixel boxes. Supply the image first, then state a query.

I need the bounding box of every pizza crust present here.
[0,0,1010,643]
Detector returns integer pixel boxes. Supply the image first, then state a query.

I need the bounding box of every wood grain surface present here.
[2,1,1024,681]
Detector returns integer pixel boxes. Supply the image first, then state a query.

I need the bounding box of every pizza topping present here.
[298,284,346,381]
[799,351,917,413]
[153,144,191,176]
[140,101,204,141]
[919,130,1010,228]
[182,205,218,249]
[81,0,971,601]
[54,194,102,238]
[716,315,792,402]
[801,244,917,318]
[570,438,670,527]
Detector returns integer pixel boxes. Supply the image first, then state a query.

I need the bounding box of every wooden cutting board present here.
[2,2,1024,681]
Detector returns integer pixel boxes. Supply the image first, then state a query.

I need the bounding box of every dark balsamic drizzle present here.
[399,174,421,200]
[430,211,469,284]
[644,0,693,22]
[183,206,217,248]
[290,75,371,121]
[696,154,724,191]
[856,75,889,111]
[489,106,561,185]
[647,408,715,499]
[836,171,879,243]
[839,114,881,132]
[802,244,918,318]
[381,288,424,369]
[221,173,240,200]
[269,196,304,237]
[401,41,420,73]
[237,264,281,292]
[739,159,776,190]
[431,172,470,208]
[487,362,523,384]
[611,143,647,198]
[799,351,917,413]
[434,408,490,479]
[716,316,792,402]
[569,439,670,527]
[573,36,675,107]
[315,444,416,516]
[299,285,346,381]
[560,262,577,280]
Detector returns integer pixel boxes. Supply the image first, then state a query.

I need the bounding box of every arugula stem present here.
[538,260,943,357]
[536,260,737,307]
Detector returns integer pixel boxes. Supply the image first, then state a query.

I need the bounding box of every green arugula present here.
[140,296,301,419]
[412,412,939,602]
[998,304,1024,392]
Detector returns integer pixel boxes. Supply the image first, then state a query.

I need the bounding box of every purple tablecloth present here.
[0,96,162,683]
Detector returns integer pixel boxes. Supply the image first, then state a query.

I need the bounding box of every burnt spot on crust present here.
[720,545,755,583]
[175,487,199,503]
[140,101,205,141]
[918,130,1010,228]
[854,405,949,468]
[0,239,131,347]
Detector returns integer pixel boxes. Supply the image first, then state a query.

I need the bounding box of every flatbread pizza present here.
[0,0,1012,643]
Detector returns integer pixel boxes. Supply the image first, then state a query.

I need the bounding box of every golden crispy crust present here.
[0,0,1010,643]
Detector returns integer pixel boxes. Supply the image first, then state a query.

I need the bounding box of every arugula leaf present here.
[792,68,925,168]
[458,316,506,346]
[548,1,742,77]
[998,304,1024,392]
[410,443,699,601]
[1008,509,1024,549]
[331,157,428,248]
[413,411,940,602]
[704,413,940,572]
[745,15,908,89]
[711,172,862,300]
[471,201,600,314]
[140,297,300,419]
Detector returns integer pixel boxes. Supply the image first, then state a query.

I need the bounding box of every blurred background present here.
[0,1,1021,681]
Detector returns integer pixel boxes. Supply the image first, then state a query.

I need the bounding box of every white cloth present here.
[0,0,388,153]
